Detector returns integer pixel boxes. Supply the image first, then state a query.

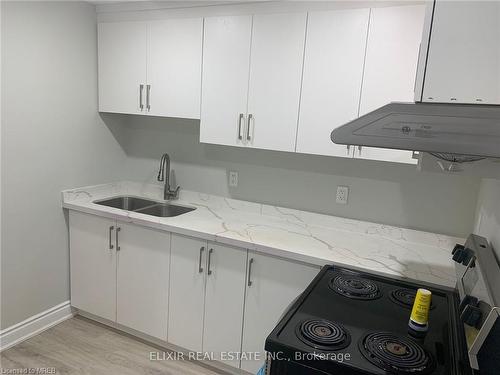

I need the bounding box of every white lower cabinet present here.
[116,222,170,341]
[168,235,207,351]
[69,211,171,339]
[240,252,320,373]
[203,243,248,367]
[70,211,117,322]
[168,234,248,367]
[70,211,321,372]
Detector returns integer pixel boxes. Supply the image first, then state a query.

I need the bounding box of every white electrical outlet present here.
[229,171,238,187]
[336,186,349,204]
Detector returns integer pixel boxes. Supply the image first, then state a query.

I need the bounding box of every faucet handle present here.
[170,186,180,200]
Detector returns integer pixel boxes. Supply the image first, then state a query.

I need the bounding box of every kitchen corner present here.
[3,1,500,375]
[62,181,461,288]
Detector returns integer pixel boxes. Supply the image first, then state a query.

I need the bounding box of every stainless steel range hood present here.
[331,102,500,158]
[331,1,500,159]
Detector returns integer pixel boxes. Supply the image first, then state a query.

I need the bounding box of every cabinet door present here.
[422,1,500,104]
[148,18,203,119]
[200,15,252,147]
[203,243,247,368]
[357,5,425,164]
[98,22,148,114]
[246,13,307,152]
[69,211,116,321]
[168,234,206,351]
[241,253,319,373]
[296,9,369,158]
[116,223,170,341]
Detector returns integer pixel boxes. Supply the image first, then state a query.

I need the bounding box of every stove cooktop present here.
[265,266,471,375]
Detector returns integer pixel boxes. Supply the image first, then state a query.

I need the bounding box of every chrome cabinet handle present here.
[139,84,144,111]
[198,246,205,273]
[115,227,121,251]
[246,114,253,141]
[146,84,151,111]
[108,226,114,250]
[357,145,362,155]
[207,248,214,275]
[247,258,254,287]
[346,145,351,155]
[238,113,244,140]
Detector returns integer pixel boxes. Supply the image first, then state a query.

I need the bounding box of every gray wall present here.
[474,178,500,259]
[106,115,480,238]
[1,2,127,329]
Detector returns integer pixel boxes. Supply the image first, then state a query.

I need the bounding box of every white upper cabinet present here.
[296,9,369,157]
[422,1,500,104]
[98,22,148,115]
[148,18,203,118]
[356,5,425,164]
[98,18,202,118]
[246,13,307,152]
[97,8,428,164]
[200,16,252,147]
[200,13,306,152]
[360,5,425,115]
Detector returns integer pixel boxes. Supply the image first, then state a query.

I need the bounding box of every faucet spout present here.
[157,153,180,200]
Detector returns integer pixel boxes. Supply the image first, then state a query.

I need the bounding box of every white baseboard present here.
[0,301,75,352]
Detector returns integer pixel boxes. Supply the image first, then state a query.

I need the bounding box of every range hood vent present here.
[331,102,500,158]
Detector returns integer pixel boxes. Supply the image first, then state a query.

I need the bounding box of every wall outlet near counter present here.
[336,186,349,204]
[229,171,238,187]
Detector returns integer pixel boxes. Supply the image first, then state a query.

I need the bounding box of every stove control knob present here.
[452,244,464,255]
[452,244,474,266]
[459,295,479,312]
[460,304,482,328]
[452,244,466,263]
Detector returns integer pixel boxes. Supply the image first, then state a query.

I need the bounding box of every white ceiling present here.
[89,1,263,5]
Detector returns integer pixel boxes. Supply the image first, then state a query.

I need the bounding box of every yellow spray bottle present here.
[408,288,432,338]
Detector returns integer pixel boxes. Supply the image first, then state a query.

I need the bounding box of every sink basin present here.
[94,195,196,218]
[94,196,157,211]
[135,203,196,217]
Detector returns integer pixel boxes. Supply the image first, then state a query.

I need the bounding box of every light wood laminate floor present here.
[1,316,223,375]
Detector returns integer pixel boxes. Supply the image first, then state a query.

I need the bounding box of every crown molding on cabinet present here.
[96,1,270,14]
[96,1,424,22]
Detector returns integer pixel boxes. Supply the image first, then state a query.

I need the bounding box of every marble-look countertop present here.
[62,181,463,288]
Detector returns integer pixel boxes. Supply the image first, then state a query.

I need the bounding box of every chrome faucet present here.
[157,153,180,200]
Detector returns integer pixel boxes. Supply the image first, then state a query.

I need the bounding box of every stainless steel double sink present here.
[93,196,196,217]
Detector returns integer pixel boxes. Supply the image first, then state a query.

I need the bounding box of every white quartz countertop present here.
[62,181,463,288]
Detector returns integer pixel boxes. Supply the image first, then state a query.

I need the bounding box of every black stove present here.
[265,266,472,375]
